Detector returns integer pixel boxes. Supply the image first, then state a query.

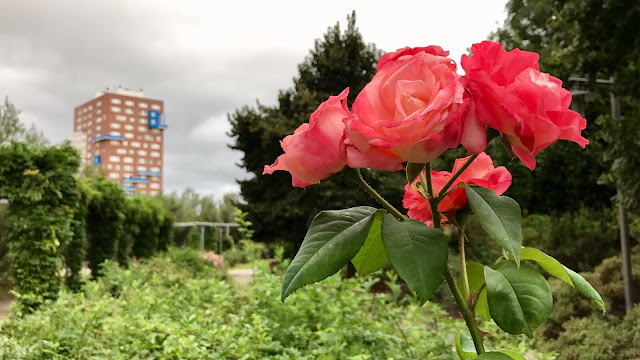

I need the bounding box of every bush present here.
[0,142,80,309]
[542,305,640,360]
[85,176,125,277]
[0,248,553,359]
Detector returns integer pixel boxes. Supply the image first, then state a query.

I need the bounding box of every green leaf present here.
[476,352,517,360]
[352,210,388,275]
[455,331,477,360]
[495,350,526,360]
[406,162,426,184]
[465,185,522,265]
[475,288,490,321]
[484,262,552,336]
[282,206,378,300]
[381,214,448,302]
[521,247,605,312]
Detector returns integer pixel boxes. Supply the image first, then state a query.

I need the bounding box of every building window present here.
[139,102,148,108]
[155,136,161,141]
[96,125,101,131]
[138,190,147,195]
[109,156,120,162]
[151,129,160,134]
[124,124,134,130]
[125,100,134,107]
[139,110,147,116]
[144,135,154,141]
[138,183,147,189]
[138,126,147,132]
[150,191,158,196]
[111,98,121,104]
[139,118,147,124]
[150,167,160,172]
[110,123,121,129]
[125,108,134,115]
[123,173,132,178]
[150,151,160,158]
[109,172,119,179]
[123,157,133,164]
[116,115,127,121]
[138,150,147,156]
[115,164,121,170]
[107,164,113,170]
[96,117,102,123]
[131,141,141,148]
[123,165,133,171]
[129,149,134,155]
[151,143,160,150]
[116,148,127,155]
[138,158,146,164]
[151,104,160,110]
[137,166,147,171]
[124,133,134,139]
[96,109,102,115]
[110,106,121,112]
[143,143,148,149]
[150,183,160,189]
[130,117,135,122]
[110,131,121,136]
[97,101,102,106]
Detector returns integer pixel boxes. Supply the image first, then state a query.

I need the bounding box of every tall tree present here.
[0,97,47,146]
[229,12,404,246]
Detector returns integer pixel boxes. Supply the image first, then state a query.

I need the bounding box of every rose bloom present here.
[344,46,475,172]
[461,41,589,170]
[403,152,512,226]
[263,89,350,188]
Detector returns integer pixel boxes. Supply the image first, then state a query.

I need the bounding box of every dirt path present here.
[228,268,255,284]
[0,298,12,321]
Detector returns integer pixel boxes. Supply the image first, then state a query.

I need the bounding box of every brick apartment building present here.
[71,87,167,196]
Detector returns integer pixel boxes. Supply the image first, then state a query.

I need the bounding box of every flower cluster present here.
[264,41,587,225]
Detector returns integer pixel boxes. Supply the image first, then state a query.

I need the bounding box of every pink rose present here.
[462,41,589,170]
[344,46,471,172]
[263,89,350,188]
[403,152,512,226]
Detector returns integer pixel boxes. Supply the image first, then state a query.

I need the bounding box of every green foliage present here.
[484,262,553,337]
[234,208,254,241]
[465,185,522,265]
[228,12,405,247]
[381,215,448,302]
[0,249,551,359]
[63,181,89,292]
[0,141,80,309]
[0,96,48,146]
[124,196,174,260]
[84,176,125,277]
[281,206,378,300]
[542,304,640,360]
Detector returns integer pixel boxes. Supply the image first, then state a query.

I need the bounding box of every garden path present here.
[0,298,11,321]
[228,268,255,284]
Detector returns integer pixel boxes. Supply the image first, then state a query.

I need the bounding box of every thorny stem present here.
[349,164,485,354]
[426,167,486,355]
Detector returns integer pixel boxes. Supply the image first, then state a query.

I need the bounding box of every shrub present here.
[85,176,125,277]
[0,248,553,359]
[0,142,79,309]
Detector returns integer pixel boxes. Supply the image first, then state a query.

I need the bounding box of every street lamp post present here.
[570,76,634,311]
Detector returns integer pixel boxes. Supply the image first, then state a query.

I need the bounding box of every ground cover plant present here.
[0,248,554,359]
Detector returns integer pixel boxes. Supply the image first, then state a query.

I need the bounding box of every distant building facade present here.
[72,87,167,195]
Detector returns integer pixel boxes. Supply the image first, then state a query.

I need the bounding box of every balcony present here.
[92,134,124,142]
[136,170,162,176]
[122,177,148,183]
[119,184,135,190]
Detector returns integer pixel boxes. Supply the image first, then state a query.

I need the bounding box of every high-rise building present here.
[72,87,167,196]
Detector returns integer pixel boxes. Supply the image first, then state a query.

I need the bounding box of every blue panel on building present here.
[93,155,101,165]
[148,110,160,129]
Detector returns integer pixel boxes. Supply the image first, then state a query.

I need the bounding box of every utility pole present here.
[570,76,634,311]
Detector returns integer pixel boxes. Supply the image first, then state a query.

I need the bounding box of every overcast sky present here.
[0,0,507,200]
